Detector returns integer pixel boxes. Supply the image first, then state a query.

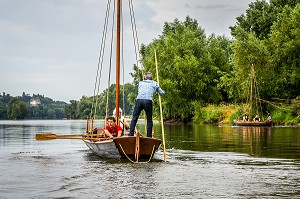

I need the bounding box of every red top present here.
[104,125,122,137]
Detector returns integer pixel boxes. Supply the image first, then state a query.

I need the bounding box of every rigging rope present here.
[105,0,116,120]
[128,0,144,80]
[128,0,147,133]
[89,0,144,125]
[121,3,126,116]
[254,76,264,119]
[90,0,112,121]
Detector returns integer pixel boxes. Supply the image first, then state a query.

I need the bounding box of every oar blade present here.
[35,133,57,140]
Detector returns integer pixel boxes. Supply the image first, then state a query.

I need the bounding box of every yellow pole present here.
[154,49,167,162]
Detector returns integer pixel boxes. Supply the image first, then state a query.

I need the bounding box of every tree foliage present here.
[268,3,300,98]
[64,83,136,119]
[135,16,233,121]
[7,98,29,119]
[228,0,300,102]
[0,92,66,119]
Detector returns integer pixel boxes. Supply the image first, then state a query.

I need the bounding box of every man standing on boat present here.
[129,72,165,138]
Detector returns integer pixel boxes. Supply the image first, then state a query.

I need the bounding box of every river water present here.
[0,120,299,198]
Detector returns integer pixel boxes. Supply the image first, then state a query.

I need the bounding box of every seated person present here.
[242,114,249,121]
[103,116,122,138]
[112,107,130,131]
[253,115,260,122]
[267,113,272,121]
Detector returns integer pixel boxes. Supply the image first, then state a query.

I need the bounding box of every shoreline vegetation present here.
[1,92,300,126]
[3,89,297,126]
[190,103,300,126]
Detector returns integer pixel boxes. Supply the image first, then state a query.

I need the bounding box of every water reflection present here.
[239,127,272,157]
[1,121,299,160]
[1,120,300,198]
[150,124,300,159]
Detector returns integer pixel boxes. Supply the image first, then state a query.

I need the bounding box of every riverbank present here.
[192,103,300,125]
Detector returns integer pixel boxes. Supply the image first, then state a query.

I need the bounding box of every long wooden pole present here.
[115,0,121,124]
[154,49,167,162]
[249,64,254,121]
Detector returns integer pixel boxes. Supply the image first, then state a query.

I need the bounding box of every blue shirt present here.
[136,80,165,101]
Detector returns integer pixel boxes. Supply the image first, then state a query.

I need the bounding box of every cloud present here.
[0,0,254,102]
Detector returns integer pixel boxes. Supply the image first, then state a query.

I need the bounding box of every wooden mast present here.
[115,0,121,124]
[249,64,254,121]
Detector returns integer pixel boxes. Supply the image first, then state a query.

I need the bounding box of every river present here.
[0,120,299,198]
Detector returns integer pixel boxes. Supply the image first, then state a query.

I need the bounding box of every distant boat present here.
[233,64,275,127]
[233,120,274,127]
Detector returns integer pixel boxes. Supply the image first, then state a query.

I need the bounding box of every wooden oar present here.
[35,133,113,141]
[36,133,86,140]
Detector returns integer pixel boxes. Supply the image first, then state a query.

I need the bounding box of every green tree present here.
[230,0,300,40]
[231,0,272,40]
[7,98,29,119]
[228,0,300,102]
[77,96,93,119]
[267,4,300,99]
[0,100,7,119]
[65,100,79,119]
[222,27,271,101]
[136,16,232,121]
[64,83,135,119]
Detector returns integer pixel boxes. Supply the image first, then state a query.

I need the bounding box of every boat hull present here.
[83,136,161,160]
[84,139,120,159]
[233,120,275,126]
[114,136,161,159]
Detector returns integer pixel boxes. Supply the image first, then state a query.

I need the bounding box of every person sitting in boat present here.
[112,107,130,132]
[253,115,260,122]
[243,114,249,121]
[267,113,272,122]
[104,116,123,138]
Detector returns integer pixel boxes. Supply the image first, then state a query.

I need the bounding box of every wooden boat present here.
[83,133,162,162]
[233,120,274,127]
[35,0,164,162]
[82,0,162,162]
[233,64,274,127]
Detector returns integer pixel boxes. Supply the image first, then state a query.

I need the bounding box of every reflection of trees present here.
[241,127,273,157]
[154,124,299,159]
[158,124,275,156]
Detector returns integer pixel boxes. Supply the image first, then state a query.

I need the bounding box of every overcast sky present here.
[0,0,254,102]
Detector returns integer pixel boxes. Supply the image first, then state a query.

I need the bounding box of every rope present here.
[105,0,116,120]
[245,64,265,120]
[128,0,148,131]
[90,0,143,122]
[119,143,136,163]
[257,98,293,112]
[90,0,112,120]
[118,143,156,163]
[146,145,156,163]
[128,0,144,80]
[254,77,264,119]
[121,5,125,116]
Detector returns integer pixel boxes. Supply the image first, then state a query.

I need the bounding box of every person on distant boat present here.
[112,107,130,134]
[253,115,260,122]
[243,114,249,121]
[104,116,123,138]
[129,72,165,138]
[267,113,272,122]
